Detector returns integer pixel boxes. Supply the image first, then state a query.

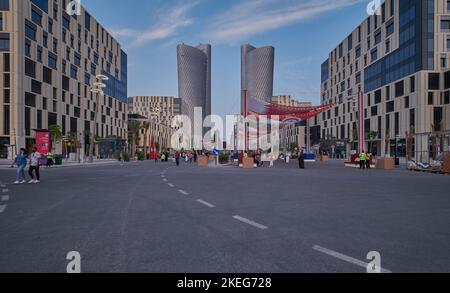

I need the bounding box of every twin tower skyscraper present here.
[177,43,275,121]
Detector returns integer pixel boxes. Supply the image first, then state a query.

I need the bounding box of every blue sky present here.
[82,0,372,116]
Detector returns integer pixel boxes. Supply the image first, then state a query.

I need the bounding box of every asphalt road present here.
[0,160,449,273]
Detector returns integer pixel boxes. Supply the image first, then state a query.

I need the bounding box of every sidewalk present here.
[0,159,118,169]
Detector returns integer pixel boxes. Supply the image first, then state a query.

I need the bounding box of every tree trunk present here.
[143,129,149,160]
[131,133,136,159]
[89,94,100,163]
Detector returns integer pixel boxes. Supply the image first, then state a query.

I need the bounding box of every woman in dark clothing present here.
[298,150,305,169]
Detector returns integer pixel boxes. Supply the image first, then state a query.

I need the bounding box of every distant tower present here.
[177,43,212,121]
[241,44,275,113]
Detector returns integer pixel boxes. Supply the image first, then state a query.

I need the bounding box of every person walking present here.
[269,155,274,168]
[359,150,367,169]
[28,147,41,184]
[46,151,54,167]
[175,151,180,166]
[13,148,28,184]
[298,150,305,169]
[366,153,372,169]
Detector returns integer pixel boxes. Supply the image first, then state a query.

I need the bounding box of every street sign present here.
[213,149,219,156]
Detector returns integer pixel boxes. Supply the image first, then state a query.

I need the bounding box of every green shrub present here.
[136,151,146,161]
[219,154,229,164]
[122,152,131,162]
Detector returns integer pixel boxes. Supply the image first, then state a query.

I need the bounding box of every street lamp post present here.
[89,74,108,163]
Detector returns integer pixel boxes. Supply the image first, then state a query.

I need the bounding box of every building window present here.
[63,16,70,29]
[386,21,394,36]
[0,0,9,11]
[25,23,36,40]
[31,0,48,13]
[395,80,404,97]
[355,46,361,59]
[0,33,9,51]
[386,101,394,113]
[48,52,57,69]
[441,20,450,31]
[374,31,381,44]
[428,73,440,90]
[43,66,52,84]
[25,58,36,78]
[31,79,42,94]
[441,57,447,69]
[70,65,78,79]
[31,9,42,25]
[3,72,9,87]
[385,38,391,53]
[25,92,36,107]
[371,48,378,62]
[404,96,410,109]
[428,92,434,105]
[410,76,415,93]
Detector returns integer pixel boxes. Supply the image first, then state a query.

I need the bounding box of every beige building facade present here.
[127,96,181,150]
[272,95,312,152]
[0,0,128,159]
[319,0,450,158]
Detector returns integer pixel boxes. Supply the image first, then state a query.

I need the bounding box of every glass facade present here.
[101,50,127,103]
[321,59,329,83]
[364,0,435,93]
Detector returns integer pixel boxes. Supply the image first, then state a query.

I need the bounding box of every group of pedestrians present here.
[358,150,372,169]
[12,147,42,184]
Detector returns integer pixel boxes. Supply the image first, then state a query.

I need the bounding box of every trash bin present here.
[55,155,63,166]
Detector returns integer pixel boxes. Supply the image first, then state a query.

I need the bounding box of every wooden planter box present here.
[376,157,395,170]
[197,156,208,167]
[243,157,255,169]
[444,154,450,173]
[320,155,329,162]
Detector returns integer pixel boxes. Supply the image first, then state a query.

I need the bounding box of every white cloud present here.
[206,0,362,44]
[111,1,200,49]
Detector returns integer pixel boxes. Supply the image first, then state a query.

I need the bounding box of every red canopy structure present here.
[244,94,333,124]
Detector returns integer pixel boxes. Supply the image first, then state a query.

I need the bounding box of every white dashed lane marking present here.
[0,205,6,213]
[178,190,189,196]
[312,245,392,273]
[168,183,175,188]
[196,199,215,208]
[1,195,9,201]
[163,179,168,182]
[2,189,8,193]
[233,215,268,230]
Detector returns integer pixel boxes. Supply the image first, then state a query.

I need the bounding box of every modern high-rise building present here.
[127,96,181,150]
[0,0,128,159]
[241,44,275,113]
[177,43,211,122]
[319,0,450,159]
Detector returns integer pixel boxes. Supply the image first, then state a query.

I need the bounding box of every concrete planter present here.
[320,155,329,162]
[376,157,395,170]
[197,156,208,167]
[243,157,255,169]
[444,154,450,173]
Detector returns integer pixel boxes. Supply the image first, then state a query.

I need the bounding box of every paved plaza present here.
[0,160,449,273]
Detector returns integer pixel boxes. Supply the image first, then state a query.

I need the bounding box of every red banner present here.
[35,130,51,154]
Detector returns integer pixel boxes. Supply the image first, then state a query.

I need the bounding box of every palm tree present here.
[141,121,151,160]
[406,126,415,161]
[67,131,79,154]
[384,129,391,157]
[367,131,378,154]
[128,121,142,159]
[49,125,62,152]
